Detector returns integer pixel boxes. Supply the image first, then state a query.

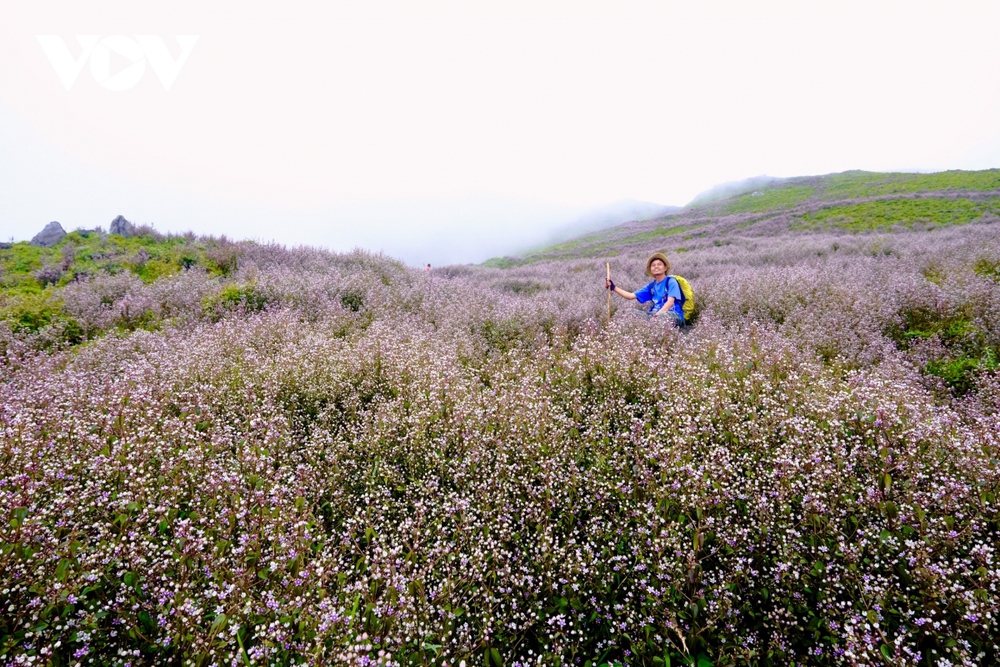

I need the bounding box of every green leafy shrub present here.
[476,317,526,353]
[1,292,63,332]
[894,302,999,394]
[340,290,365,312]
[973,257,1000,280]
[204,241,242,276]
[926,352,998,394]
[205,282,272,316]
[0,292,84,345]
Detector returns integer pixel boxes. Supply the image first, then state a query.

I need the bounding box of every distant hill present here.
[483,169,1000,267]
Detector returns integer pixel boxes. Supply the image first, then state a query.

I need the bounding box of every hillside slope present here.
[484,169,1000,266]
[2,170,1000,665]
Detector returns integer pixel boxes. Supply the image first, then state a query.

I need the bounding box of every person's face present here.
[649,259,666,276]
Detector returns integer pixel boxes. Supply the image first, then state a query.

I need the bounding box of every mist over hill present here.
[685,174,785,207]
[484,168,1000,266]
[524,198,681,249]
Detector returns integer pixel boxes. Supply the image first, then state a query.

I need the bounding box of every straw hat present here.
[645,252,671,276]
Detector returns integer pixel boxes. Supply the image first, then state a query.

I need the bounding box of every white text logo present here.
[36,35,199,91]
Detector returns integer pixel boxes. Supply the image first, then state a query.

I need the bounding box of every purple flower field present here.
[2,222,1000,665]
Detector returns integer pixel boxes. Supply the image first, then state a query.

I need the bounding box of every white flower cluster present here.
[1,224,999,665]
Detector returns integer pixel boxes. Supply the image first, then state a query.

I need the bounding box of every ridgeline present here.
[483,169,1000,267]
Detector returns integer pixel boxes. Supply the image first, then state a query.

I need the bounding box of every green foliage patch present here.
[822,169,1000,200]
[621,223,708,243]
[0,231,239,297]
[796,197,1000,232]
[926,350,998,395]
[0,291,84,347]
[973,257,1000,280]
[0,291,63,332]
[716,186,816,215]
[894,306,998,394]
[0,231,249,337]
[340,290,365,312]
[204,282,272,318]
[482,256,523,269]
[490,223,705,267]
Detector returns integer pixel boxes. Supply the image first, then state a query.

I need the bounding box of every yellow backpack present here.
[670,275,696,322]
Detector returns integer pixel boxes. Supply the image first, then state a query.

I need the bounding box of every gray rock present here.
[109,215,135,237]
[30,221,66,247]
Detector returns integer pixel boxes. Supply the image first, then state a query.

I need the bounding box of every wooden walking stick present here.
[606,263,612,321]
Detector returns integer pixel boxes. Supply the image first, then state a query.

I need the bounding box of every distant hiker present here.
[605,252,693,327]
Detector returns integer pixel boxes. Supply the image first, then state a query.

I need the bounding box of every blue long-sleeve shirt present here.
[633,276,684,318]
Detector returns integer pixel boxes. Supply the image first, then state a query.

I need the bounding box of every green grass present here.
[686,169,1000,217]
[619,223,708,243]
[715,186,816,215]
[486,223,707,267]
[795,197,1000,232]
[482,257,524,269]
[535,237,588,255]
[821,169,1000,200]
[484,232,610,267]
[483,234,604,267]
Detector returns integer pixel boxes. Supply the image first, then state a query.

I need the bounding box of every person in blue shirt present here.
[605,252,685,326]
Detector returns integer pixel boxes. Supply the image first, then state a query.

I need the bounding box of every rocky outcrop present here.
[109,215,135,237]
[30,221,67,247]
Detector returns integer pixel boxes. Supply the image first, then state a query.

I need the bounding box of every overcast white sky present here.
[2,1,1000,264]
